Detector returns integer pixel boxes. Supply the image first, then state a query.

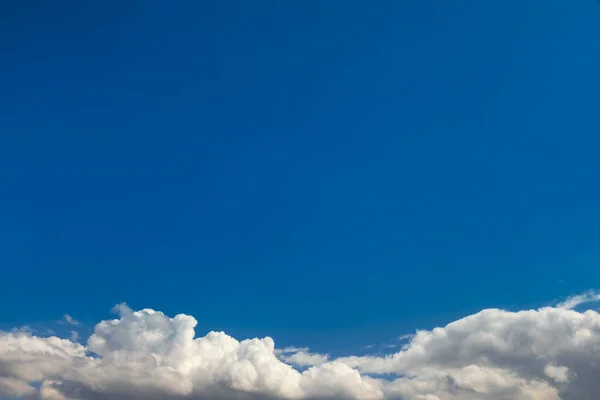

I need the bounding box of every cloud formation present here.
[556,290,600,310]
[1,294,600,399]
[275,347,329,367]
[63,315,80,327]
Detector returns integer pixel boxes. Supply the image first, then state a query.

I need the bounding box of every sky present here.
[1,1,600,399]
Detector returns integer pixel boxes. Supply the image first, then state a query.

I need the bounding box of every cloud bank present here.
[2,294,600,399]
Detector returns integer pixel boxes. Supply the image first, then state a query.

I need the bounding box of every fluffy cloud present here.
[0,377,36,398]
[544,365,569,383]
[338,303,600,399]
[2,294,600,399]
[0,304,379,400]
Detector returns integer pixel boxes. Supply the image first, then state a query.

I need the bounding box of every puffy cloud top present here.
[2,295,600,399]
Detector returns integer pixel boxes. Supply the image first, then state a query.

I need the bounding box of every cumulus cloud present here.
[338,302,600,400]
[0,377,36,398]
[2,294,600,399]
[0,304,379,400]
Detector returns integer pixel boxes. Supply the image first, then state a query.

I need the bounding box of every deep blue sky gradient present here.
[1,0,600,354]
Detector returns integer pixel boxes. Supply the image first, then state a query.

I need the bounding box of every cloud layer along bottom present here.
[2,295,600,400]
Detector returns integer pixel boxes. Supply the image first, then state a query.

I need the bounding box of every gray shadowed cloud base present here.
[2,293,600,400]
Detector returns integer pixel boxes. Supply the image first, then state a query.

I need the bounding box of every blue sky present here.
[1,0,600,362]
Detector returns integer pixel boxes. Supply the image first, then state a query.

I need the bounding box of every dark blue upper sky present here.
[1,0,600,354]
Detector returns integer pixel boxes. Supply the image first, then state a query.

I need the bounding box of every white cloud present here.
[63,314,80,326]
[2,293,600,399]
[39,380,70,400]
[337,295,600,399]
[277,348,329,367]
[556,290,600,310]
[0,377,36,398]
[398,333,415,342]
[1,304,378,399]
[544,364,569,383]
[277,347,310,354]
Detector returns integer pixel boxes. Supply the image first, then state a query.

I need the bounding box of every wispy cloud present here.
[557,290,600,310]
[62,314,80,326]
[275,347,329,367]
[397,333,414,342]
